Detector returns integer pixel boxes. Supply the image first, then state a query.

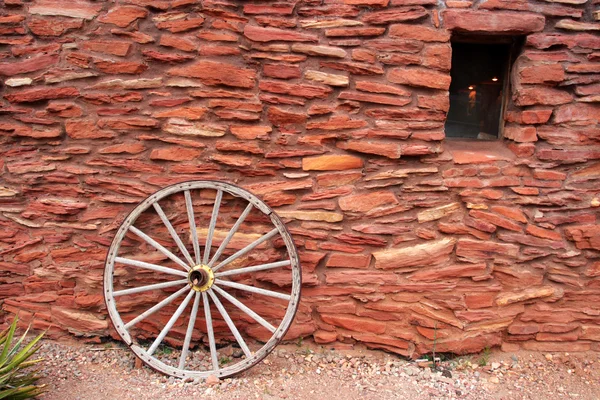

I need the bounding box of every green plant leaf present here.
[0,318,18,365]
[0,317,45,400]
[17,359,43,369]
[0,335,44,375]
[0,384,44,400]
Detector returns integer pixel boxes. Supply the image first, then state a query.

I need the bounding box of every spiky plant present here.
[0,316,45,400]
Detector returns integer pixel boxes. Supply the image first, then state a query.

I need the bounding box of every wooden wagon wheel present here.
[103,181,301,379]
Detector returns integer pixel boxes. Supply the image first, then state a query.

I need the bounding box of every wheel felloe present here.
[103,181,301,379]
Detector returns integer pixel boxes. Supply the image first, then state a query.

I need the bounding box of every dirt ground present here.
[36,338,600,400]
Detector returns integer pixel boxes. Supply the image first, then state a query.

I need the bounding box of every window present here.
[445,38,520,140]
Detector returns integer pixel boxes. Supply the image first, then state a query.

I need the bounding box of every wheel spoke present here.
[214,279,291,301]
[148,289,195,356]
[114,279,188,297]
[203,190,223,265]
[202,291,219,372]
[215,260,291,278]
[184,190,202,266]
[129,226,190,271]
[178,292,201,370]
[124,286,189,330]
[115,257,188,277]
[208,203,253,268]
[213,228,279,272]
[153,202,195,267]
[213,285,276,333]
[207,289,252,359]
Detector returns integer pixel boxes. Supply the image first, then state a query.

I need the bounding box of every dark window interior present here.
[445,42,511,140]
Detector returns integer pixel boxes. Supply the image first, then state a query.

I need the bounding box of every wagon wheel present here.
[103,181,301,379]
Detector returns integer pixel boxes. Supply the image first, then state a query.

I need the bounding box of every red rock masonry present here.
[0,0,599,356]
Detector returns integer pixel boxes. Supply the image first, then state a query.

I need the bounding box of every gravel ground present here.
[35,339,600,400]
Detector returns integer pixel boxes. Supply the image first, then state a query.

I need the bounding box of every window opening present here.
[445,40,516,140]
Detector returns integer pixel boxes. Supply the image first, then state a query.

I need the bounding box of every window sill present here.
[444,139,516,165]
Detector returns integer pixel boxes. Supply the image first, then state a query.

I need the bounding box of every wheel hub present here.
[188,264,214,292]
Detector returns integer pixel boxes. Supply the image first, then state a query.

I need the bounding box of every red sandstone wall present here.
[0,0,599,356]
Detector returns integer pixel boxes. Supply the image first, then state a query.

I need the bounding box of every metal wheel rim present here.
[103,180,302,379]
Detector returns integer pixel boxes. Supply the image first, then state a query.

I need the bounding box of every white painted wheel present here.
[103,181,301,379]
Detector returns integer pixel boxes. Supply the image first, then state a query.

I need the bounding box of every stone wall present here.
[0,0,599,356]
